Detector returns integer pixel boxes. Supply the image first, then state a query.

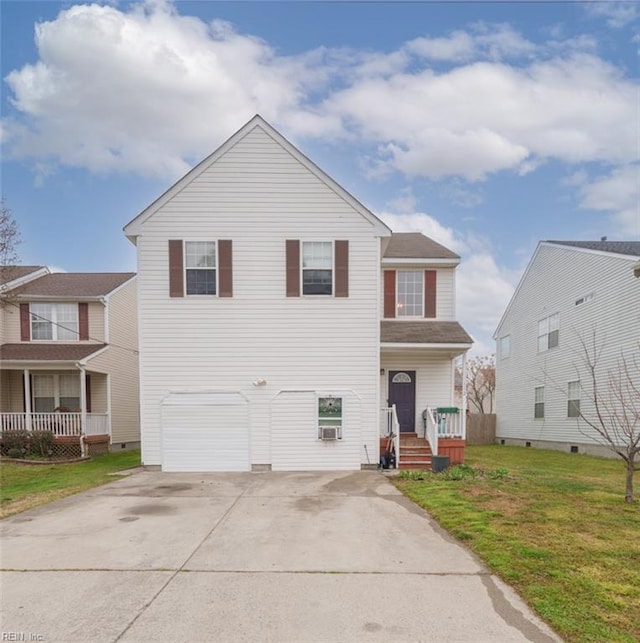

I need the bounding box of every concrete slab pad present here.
[86,470,255,497]
[1,571,170,643]
[186,495,481,573]
[1,495,234,570]
[119,572,559,643]
[246,470,403,497]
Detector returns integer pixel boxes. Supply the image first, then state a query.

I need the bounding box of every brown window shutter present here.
[78,302,89,340]
[218,240,233,297]
[334,240,349,297]
[286,240,300,297]
[168,240,184,298]
[424,270,437,318]
[383,271,396,318]
[20,303,30,341]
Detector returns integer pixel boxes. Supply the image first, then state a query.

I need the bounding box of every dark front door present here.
[388,371,416,433]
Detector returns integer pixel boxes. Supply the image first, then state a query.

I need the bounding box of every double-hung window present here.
[499,335,511,359]
[568,381,581,417]
[538,313,559,352]
[33,374,80,412]
[185,241,217,295]
[30,303,79,340]
[534,386,545,419]
[302,242,333,295]
[397,271,423,317]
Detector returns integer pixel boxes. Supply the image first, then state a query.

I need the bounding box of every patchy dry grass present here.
[394,445,640,643]
[0,450,140,518]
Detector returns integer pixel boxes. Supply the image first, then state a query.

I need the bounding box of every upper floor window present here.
[302,242,333,295]
[30,303,78,341]
[185,241,217,295]
[397,271,423,317]
[568,381,581,417]
[499,335,511,359]
[538,313,559,352]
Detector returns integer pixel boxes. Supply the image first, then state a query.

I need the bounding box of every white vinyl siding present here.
[134,125,379,469]
[495,244,640,447]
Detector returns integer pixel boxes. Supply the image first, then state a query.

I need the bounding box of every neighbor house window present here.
[185,241,217,295]
[318,396,343,439]
[538,313,559,352]
[33,374,80,412]
[568,381,581,417]
[397,271,423,317]
[500,335,511,359]
[30,303,78,341]
[534,386,545,419]
[302,242,333,295]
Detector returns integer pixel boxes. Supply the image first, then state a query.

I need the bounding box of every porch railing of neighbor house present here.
[0,413,110,437]
[380,404,400,468]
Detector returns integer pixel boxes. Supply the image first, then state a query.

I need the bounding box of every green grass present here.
[394,445,640,643]
[0,450,140,518]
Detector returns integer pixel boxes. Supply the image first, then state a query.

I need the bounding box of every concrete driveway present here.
[1,470,559,642]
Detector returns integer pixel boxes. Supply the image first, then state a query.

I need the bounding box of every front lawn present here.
[0,450,140,518]
[394,445,640,643]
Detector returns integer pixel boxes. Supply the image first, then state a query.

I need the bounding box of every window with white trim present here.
[30,303,78,341]
[33,374,80,412]
[534,386,545,419]
[302,242,332,295]
[568,381,581,417]
[397,271,423,317]
[185,241,216,295]
[318,396,343,439]
[499,335,511,359]
[538,313,559,352]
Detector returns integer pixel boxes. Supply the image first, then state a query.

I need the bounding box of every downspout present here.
[76,362,87,457]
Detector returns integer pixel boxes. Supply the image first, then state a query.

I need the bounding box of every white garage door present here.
[161,392,250,472]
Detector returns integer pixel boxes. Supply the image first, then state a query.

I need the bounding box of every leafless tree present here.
[0,201,21,285]
[573,332,640,503]
[466,354,496,414]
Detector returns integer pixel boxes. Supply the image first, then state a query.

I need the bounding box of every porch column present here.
[23,369,32,432]
[78,365,87,457]
[461,352,468,439]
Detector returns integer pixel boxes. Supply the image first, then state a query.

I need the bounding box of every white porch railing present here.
[424,407,465,456]
[0,413,110,437]
[380,404,400,468]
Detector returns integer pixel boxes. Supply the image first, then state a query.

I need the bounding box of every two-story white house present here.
[0,268,140,455]
[124,115,472,472]
[494,240,640,456]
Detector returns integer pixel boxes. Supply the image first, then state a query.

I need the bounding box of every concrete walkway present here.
[1,470,560,642]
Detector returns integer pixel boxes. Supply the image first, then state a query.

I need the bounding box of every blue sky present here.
[1,0,638,354]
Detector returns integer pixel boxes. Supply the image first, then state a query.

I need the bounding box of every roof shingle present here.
[0,266,46,286]
[546,240,640,258]
[383,233,459,260]
[6,272,135,297]
[0,343,106,362]
[381,321,473,344]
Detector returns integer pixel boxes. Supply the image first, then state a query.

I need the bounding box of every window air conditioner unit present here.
[319,426,339,441]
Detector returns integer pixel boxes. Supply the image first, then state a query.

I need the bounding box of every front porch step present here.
[398,436,432,470]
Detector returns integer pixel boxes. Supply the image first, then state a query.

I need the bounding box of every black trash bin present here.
[431,455,450,473]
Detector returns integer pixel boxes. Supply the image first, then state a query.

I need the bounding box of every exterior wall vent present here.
[525,441,531,447]
[570,445,579,453]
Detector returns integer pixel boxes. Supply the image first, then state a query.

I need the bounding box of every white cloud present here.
[584,2,639,28]
[577,165,640,236]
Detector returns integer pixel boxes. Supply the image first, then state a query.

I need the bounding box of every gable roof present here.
[5,272,135,299]
[546,240,640,258]
[383,233,459,260]
[493,239,640,338]
[123,114,391,241]
[1,266,47,285]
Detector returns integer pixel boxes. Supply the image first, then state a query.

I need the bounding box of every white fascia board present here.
[123,115,392,239]
[1,360,79,370]
[381,342,473,350]
[381,258,460,267]
[0,267,50,293]
[13,294,104,302]
[543,241,640,262]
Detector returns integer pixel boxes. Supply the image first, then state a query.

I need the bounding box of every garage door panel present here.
[161,394,249,472]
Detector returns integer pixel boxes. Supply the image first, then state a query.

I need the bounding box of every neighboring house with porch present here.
[494,240,640,456]
[124,115,472,472]
[0,268,140,455]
